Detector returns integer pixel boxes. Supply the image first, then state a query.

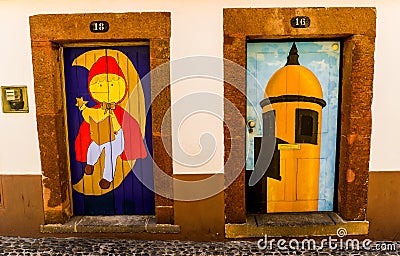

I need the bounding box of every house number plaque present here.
[90,21,109,33]
[290,16,310,28]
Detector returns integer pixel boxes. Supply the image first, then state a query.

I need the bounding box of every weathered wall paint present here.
[0,175,44,236]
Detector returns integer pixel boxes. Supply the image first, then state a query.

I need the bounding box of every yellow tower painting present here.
[260,43,326,213]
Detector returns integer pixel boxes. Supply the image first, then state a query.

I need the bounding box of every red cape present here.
[75,105,147,162]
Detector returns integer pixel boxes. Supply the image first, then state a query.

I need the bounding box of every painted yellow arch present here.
[71,49,147,196]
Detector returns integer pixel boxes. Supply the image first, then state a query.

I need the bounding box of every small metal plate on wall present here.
[278,144,301,150]
[1,86,29,113]
[290,16,311,28]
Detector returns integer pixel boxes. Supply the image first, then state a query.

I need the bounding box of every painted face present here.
[89,73,127,103]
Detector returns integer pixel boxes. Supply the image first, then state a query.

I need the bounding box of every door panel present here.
[64,46,154,215]
[267,159,286,202]
[246,41,340,213]
[297,158,321,201]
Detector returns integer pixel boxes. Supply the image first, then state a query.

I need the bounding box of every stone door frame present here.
[30,12,173,224]
[223,7,376,223]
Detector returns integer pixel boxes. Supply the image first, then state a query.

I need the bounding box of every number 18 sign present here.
[90,21,110,33]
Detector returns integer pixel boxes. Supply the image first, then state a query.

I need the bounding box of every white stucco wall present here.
[0,0,396,175]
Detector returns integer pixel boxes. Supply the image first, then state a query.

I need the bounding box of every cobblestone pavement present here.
[0,236,399,255]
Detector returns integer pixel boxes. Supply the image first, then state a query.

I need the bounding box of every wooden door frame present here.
[30,12,173,224]
[223,7,376,223]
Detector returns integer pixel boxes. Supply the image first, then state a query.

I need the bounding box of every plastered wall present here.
[0,0,396,175]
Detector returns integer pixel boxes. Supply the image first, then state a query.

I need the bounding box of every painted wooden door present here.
[246,41,341,213]
[64,46,154,215]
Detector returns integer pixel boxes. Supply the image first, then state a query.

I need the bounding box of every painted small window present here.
[295,109,318,145]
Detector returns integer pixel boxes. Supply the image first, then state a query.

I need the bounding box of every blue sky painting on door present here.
[246,41,341,211]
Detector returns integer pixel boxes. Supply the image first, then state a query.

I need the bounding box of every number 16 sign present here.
[290,16,311,28]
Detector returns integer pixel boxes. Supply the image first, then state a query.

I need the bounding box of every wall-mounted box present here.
[1,86,29,113]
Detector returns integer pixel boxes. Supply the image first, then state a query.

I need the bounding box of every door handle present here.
[247,120,256,133]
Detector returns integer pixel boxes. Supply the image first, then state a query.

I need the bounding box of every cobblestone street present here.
[0,236,399,255]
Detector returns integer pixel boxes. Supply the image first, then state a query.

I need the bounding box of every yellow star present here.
[75,97,88,108]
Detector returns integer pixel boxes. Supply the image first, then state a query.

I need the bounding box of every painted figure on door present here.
[74,56,147,189]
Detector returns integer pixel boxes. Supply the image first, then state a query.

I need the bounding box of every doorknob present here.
[247,120,256,128]
[247,120,256,133]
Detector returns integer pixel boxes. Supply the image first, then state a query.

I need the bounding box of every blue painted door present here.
[64,46,154,215]
[246,41,341,212]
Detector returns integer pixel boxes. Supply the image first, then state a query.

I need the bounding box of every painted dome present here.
[264,43,324,100]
